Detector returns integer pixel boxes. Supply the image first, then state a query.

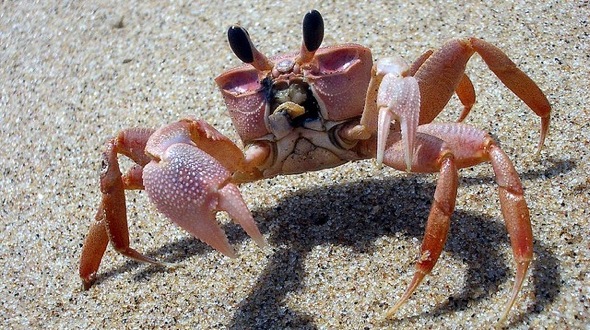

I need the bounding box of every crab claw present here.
[142,122,265,257]
[375,57,421,172]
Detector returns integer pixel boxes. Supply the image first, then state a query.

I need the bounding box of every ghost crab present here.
[80,10,551,323]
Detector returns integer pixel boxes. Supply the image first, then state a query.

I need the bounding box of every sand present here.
[1,1,588,329]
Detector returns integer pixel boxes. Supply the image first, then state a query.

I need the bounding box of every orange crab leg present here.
[377,131,458,317]
[469,38,551,151]
[455,74,476,122]
[385,156,457,316]
[408,49,476,123]
[79,204,109,289]
[80,128,161,289]
[380,123,533,322]
[413,38,551,150]
[487,143,533,322]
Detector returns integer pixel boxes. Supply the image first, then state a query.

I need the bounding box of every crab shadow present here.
[101,158,571,328]
[225,184,560,329]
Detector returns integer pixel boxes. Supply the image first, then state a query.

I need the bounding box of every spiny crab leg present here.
[455,74,476,122]
[487,142,533,323]
[143,120,266,257]
[469,38,551,152]
[380,123,533,323]
[385,154,456,318]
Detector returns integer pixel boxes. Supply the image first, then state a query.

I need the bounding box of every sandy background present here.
[1,1,588,329]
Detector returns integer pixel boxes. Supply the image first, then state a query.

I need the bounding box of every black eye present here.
[228,25,254,64]
[302,9,324,52]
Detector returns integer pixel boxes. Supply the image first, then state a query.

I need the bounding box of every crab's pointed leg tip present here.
[498,259,530,325]
[384,292,411,319]
[384,303,401,320]
[226,250,238,259]
[537,115,550,153]
[253,235,268,249]
[384,270,426,319]
[81,276,96,291]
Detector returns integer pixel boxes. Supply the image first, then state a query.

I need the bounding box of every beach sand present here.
[1,1,588,328]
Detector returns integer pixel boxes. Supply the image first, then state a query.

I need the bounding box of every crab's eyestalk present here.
[228,26,254,63]
[228,25,273,71]
[298,9,324,64]
[303,10,324,52]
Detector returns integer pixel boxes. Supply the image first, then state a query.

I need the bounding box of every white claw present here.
[376,58,421,172]
[377,106,392,167]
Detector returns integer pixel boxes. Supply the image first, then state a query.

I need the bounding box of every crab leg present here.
[79,205,109,289]
[455,74,477,122]
[380,123,533,322]
[408,49,476,123]
[378,131,458,318]
[421,123,533,322]
[487,144,533,323]
[469,38,550,150]
[413,38,551,151]
[80,128,159,289]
